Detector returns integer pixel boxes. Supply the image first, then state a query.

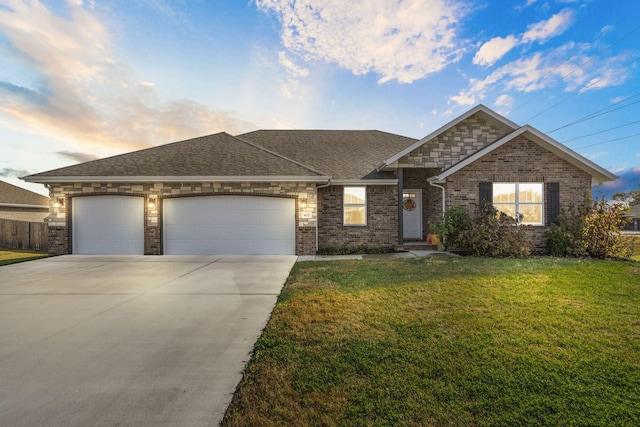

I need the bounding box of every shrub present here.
[428,204,472,249]
[317,245,392,255]
[431,205,532,257]
[545,198,631,259]
[460,206,533,258]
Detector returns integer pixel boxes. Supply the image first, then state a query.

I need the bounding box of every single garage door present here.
[163,196,296,255]
[72,196,144,254]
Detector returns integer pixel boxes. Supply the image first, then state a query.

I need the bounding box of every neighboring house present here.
[0,180,49,222]
[22,105,617,255]
[624,205,640,231]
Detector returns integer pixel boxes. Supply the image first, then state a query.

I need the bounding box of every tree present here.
[612,185,640,206]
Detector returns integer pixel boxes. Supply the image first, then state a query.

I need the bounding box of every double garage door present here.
[72,196,296,255]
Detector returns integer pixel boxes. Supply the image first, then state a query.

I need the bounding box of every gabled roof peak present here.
[380,104,519,168]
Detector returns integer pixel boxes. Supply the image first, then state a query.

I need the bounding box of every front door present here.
[402,190,422,240]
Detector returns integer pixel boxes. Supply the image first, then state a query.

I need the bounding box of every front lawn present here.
[223,257,640,426]
[0,247,48,266]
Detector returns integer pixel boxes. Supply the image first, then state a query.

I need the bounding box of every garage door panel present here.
[72,196,144,255]
[163,196,296,255]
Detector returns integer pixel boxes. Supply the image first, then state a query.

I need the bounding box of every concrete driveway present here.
[0,254,297,427]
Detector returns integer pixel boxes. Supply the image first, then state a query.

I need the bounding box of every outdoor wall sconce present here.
[300,198,308,209]
[148,198,157,209]
[53,197,64,208]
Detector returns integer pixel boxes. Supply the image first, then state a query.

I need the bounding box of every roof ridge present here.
[234,135,329,177]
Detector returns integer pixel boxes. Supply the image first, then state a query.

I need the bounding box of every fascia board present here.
[430,125,618,183]
[379,104,519,168]
[521,126,618,183]
[0,203,49,209]
[21,175,332,184]
[331,179,398,186]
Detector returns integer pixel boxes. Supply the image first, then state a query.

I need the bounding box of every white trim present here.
[22,175,331,184]
[343,186,367,226]
[379,104,519,169]
[428,125,618,184]
[0,203,49,209]
[331,179,398,185]
[493,182,545,226]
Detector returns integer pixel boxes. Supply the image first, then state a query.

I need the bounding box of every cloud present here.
[473,35,518,66]
[56,151,99,163]
[0,167,32,178]
[278,51,309,79]
[0,0,257,152]
[472,9,574,68]
[451,42,633,107]
[495,94,513,107]
[255,0,467,84]
[522,9,574,43]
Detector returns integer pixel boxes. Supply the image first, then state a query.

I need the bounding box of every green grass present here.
[625,235,640,261]
[0,247,48,266]
[222,257,640,426]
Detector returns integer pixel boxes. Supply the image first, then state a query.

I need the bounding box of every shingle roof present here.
[24,132,326,180]
[0,180,49,206]
[238,130,417,180]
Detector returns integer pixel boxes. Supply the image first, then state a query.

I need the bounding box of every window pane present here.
[494,203,516,220]
[344,207,366,225]
[344,187,366,204]
[493,183,515,203]
[519,205,543,225]
[519,183,543,203]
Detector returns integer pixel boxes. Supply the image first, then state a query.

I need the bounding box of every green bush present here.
[545,198,631,259]
[431,205,532,257]
[317,245,392,255]
[461,206,533,258]
[428,204,472,249]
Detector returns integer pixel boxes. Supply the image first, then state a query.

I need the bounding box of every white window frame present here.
[493,183,544,226]
[343,186,367,226]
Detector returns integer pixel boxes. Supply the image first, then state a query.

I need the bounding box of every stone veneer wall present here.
[445,136,592,248]
[47,181,318,255]
[398,116,509,169]
[317,185,397,250]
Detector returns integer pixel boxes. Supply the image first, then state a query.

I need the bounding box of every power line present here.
[574,133,640,149]
[524,55,640,122]
[547,94,640,133]
[511,23,640,114]
[561,119,640,143]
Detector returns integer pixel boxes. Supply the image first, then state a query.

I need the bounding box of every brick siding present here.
[317,185,397,250]
[445,136,592,248]
[47,182,318,255]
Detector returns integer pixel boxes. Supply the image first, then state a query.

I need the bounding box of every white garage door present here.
[72,196,144,254]
[163,196,296,255]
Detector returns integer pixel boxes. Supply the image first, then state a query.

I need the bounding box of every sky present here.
[1,0,639,197]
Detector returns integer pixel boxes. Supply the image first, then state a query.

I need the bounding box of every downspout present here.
[429,179,446,247]
[314,179,331,253]
[428,179,446,215]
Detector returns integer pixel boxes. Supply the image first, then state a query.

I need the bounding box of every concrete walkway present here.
[0,255,297,427]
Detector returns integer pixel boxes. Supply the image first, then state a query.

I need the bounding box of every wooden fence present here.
[0,219,48,251]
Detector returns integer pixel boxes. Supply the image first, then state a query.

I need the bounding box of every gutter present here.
[0,203,49,209]
[20,175,332,184]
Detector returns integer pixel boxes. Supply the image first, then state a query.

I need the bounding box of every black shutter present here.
[547,182,560,225]
[479,182,492,211]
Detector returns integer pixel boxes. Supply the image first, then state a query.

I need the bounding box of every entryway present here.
[402,189,422,240]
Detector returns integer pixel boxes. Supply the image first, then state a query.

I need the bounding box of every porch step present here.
[394,242,438,252]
